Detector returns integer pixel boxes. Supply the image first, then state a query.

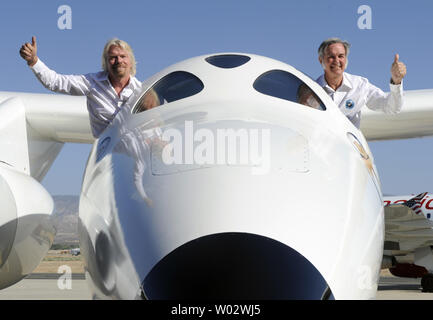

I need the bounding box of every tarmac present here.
[0,274,91,300]
[0,274,432,300]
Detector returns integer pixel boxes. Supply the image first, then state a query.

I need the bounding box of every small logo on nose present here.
[345,99,355,109]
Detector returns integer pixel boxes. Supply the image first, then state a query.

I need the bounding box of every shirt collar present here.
[95,71,133,85]
[94,71,110,81]
[317,72,352,92]
[96,72,137,96]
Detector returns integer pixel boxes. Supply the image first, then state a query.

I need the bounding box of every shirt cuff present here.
[389,80,403,93]
[30,59,47,73]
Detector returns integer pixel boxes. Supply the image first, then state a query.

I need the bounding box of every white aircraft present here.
[1,53,433,299]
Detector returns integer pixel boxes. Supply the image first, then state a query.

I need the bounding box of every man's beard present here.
[112,64,129,77]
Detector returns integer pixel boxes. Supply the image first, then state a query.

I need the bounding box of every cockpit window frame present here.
[253,69,326,111]
[132,71,204,114]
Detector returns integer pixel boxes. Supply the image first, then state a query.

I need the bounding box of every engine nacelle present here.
[0,93,72,289]
[0,164,55,289]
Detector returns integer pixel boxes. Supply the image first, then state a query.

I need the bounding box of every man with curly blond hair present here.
[20,36,141,137]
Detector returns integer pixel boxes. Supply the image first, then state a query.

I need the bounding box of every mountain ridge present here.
[51,195,80,245]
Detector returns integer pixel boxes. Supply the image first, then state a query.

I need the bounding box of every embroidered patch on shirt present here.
[345,99,355,109]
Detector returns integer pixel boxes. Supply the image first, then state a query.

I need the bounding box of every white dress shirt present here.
[31,59,141,137]
[316,72,403,128]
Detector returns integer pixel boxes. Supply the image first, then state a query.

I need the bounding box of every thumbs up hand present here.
[391,53,407,85]
[19,36,38,66]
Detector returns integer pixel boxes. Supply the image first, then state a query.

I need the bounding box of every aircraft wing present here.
[0,91,93,144]
[0,91,91,289]
[361,89,433,141]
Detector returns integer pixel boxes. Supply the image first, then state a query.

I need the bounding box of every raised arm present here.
[365,54,407,114]
[19,36,91,96]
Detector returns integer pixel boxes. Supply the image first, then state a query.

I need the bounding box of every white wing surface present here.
[361,89,433,141]
[0,91,91,289]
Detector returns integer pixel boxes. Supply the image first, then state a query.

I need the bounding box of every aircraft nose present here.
[141,233,332,300]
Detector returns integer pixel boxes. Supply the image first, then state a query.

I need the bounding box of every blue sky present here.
[1,0,433,196]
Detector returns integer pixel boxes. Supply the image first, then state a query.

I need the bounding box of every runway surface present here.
[0,274,433,300]
[376,276,433,300]
[0,274,91,300]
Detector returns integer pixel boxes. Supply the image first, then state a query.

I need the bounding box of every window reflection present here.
[296,83,322,110]
[133,71,204,114]
[135,89,161,112]
[253,70,325,111]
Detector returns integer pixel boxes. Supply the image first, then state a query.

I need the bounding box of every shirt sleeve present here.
[365,80,403,114]
[30,59,91,96]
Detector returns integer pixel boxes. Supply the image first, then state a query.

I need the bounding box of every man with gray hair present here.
[19,36,141,137]
[316,37,407,128]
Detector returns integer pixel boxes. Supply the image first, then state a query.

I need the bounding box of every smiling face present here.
[106,45,132,80]
[319,43,347,78]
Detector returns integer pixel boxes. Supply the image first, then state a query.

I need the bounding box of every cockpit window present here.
[133,71,204,113]
[253,70,326,111]
[205,54,251,69]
